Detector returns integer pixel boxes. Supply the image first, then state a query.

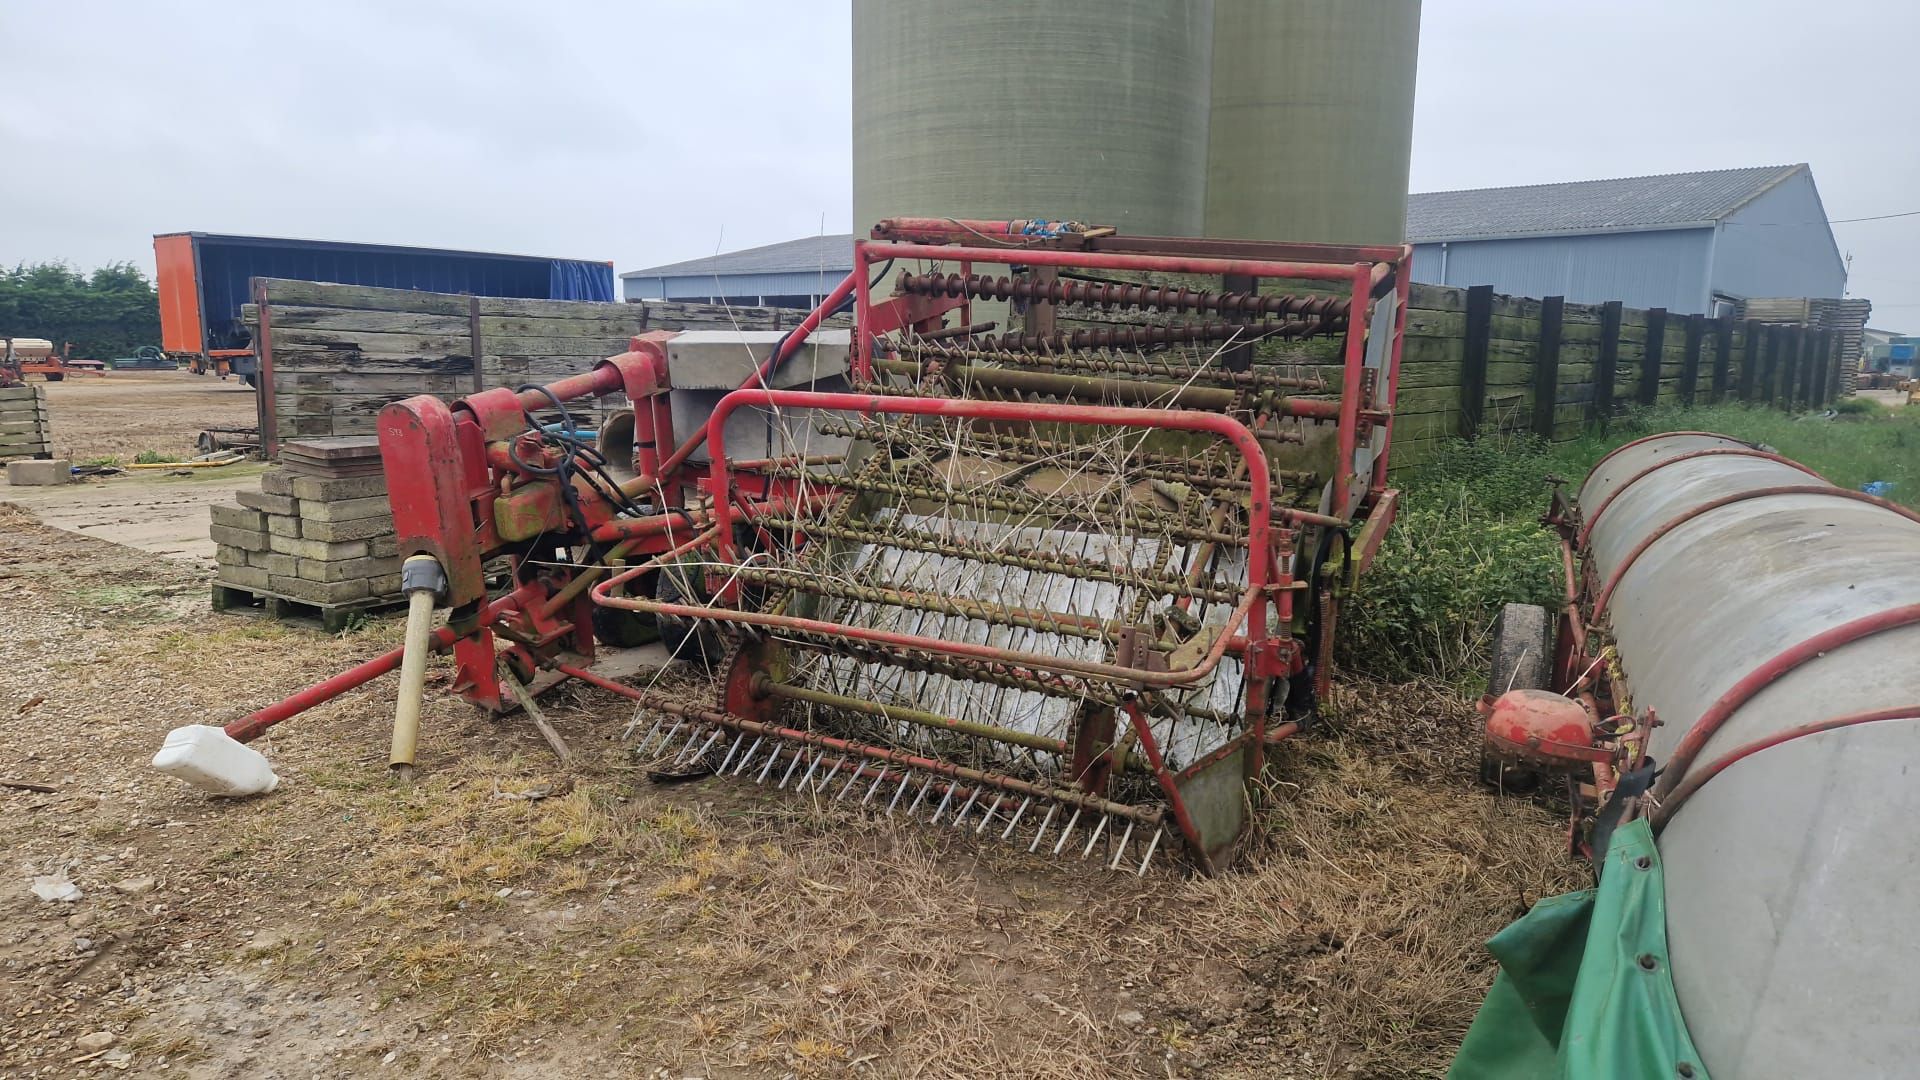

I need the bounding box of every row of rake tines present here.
[628,710,1170,875]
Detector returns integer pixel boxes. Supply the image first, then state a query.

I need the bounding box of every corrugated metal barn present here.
[620,235,850,309]
[1408,164,1847,315]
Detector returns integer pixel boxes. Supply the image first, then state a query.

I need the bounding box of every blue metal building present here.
[1408,164,1847,315]
[620,235,852,308]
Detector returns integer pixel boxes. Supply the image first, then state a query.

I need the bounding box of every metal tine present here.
[929,782,958,824]
[1106,820,1136,871]
[755,743,784,784]
[951,788,983,829]
[627,712,664,745]
[1136,827,1165,876]
[778,748,809,789]
[999,797,1033,841]
[640,719,682,757]
[907,776,935,816]
[1028,804,1060,853]
[1080,813,1111,858]
[668,724,705,764]
[974,795,1003,834]
[836,760,864,801]
[813,756,847,795]
[791,751,825,792]
[715,732,747,775]
[1051,807,1085,856]
[733,737,766,776]
[678,728,722,767]
[863,766,891,806]
[888,770,916,814]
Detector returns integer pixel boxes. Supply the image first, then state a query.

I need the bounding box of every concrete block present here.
[210,503,267,531]
[216,565,271,590]
[237,488,299,516]
[266,514,302,538]
[300,515,393,543]
[248,551,300,576]
[297,554,399,583]
[259,468,295,496]
[5,458,69,486]
[209,524,270,551]
[290,474,388,502]
[214,543,252,566]
[298,495,392,524]
[367,573,403,597]
[267,534,369,561]
[369,534,400,558]
[270,574,368,606]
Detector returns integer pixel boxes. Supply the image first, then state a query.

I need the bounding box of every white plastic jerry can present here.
[151,725,280,796]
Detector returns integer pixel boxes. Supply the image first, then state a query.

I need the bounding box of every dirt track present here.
[40,371,256,463]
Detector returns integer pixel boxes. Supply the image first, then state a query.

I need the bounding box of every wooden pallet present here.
[211,580,407,632]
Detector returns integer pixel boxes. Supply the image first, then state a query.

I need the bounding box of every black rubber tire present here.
[1480,602,1553,792]
[591,602,659,648]
[654,561,720,669]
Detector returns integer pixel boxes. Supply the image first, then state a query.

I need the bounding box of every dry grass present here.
[250,673,1579,1079]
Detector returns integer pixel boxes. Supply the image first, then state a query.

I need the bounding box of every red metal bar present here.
[1582,430,1743,480]
[1592,486,1920,618]
[1118,699,1212,872]
[1653,704,1920,828]
[1650,603,1920,800]
[630,388,1273,689]
[553,662,645,700]
[223,585,541,742]
[625,693,1164,825]
[859,241,1381,285]
[1577,447,1827,548]
[1372,252,1414,489]
[1332,263,1370,517]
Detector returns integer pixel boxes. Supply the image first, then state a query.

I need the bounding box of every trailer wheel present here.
[1480,602,1553,792]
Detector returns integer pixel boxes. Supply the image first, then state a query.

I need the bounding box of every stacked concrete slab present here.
[0,385,53,463]
[209,438,402,629]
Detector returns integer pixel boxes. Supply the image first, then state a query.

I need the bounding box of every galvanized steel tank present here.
[1579,431,1920,1078]
[852,0,1215,236]
[1204,0,1421,244]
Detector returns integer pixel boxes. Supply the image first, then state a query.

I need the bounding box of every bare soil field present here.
[38,372,256,463]
[0,503,1579,1079]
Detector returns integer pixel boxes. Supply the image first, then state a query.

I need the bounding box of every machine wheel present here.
[1480,603,1553,792]
[654,560,721,669]
[591,570,660,648]
[44,372,63,382]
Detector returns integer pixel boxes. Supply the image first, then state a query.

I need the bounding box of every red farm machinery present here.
[163,221,1414,875]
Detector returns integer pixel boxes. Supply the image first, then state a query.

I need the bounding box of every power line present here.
[1727,209,1920,227]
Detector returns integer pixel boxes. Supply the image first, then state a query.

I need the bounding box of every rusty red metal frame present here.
[1592,485,1920,618]
[589,390,1277,691]
[1651,704,1920,827]
[1648,603,1920,803]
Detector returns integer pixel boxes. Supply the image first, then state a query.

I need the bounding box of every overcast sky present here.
[4,1,1915,327]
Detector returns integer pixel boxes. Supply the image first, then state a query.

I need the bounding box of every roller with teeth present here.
[180,219,1412,875]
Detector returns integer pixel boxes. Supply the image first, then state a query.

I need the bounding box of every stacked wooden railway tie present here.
[209,437,403,630]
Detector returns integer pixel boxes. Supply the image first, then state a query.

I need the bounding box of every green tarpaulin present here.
[1449,818,1709,1079]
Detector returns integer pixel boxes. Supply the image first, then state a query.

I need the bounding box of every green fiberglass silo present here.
[1204,0,1421,245]
[851,0,1216,236]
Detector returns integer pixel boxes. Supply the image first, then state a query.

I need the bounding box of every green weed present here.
[1347,400,1920,688]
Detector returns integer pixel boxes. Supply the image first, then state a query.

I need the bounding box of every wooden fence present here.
[245,279,848,451]
[1386,283,1852,469]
